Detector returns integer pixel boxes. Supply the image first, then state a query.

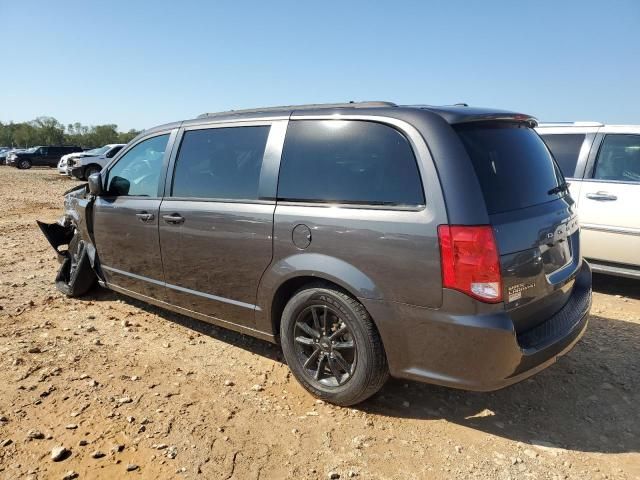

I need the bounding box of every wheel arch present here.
[84,162,103,172]
[255,253,384,342]
[78,163,102,180]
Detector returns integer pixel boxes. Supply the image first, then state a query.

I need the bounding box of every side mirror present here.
[87,172,105,196]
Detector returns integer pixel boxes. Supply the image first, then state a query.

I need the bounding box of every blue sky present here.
[1,0,638,131]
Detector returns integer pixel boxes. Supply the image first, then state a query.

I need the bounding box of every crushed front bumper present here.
[37,220,74,263]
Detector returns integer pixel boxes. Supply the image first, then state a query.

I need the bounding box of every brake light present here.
[437,225,503,303]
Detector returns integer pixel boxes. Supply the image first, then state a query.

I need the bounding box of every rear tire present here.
[280,285,388,406]
[55,234,97,297]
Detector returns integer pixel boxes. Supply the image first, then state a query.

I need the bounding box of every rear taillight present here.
[437,225,503,303]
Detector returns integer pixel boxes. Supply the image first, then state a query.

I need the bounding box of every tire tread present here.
[281,283,388,406]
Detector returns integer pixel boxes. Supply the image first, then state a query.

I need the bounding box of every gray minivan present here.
[39,102,592,405]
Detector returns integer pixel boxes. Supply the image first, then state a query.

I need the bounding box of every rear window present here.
[278,120,424,206]
[539,133,585,177]
[455,123,564,215]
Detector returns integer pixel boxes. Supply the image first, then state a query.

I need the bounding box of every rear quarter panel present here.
[255,113,448,335]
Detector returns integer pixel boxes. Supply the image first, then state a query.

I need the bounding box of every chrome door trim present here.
[102,265,261,310]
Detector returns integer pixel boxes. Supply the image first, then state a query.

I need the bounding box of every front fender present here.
[255,253,382,334]
[37,184,101,274]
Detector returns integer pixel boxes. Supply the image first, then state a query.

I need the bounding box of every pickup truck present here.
[7,145,83,169]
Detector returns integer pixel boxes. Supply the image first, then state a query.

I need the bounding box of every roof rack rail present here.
[197,101,396,119]
[537,121,604,127]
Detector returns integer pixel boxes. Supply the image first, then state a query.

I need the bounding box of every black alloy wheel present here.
[293,304,357,387]
[280,285,388,406]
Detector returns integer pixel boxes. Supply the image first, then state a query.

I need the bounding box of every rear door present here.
[455,123,581,333]
[46,147,62,166]
[577,128,640,267]
[158,121,286,328]
[93,131,176,299]
[34,147,48,166]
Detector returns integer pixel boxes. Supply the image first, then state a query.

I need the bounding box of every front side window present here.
[593,134,640,183]
[540,133,585,177]
[172,126,270,200]
[107,134,169,196]
[277,120,424,206]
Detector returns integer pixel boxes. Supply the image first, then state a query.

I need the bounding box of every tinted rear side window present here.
[278,120,424,206]
[540,133,585,177]
[455,123,564,215]
[172,126,270,200]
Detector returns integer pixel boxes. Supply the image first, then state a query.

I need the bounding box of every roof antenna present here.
[454,102,469,107]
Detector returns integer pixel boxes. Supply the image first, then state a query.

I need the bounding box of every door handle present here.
[586,192,617,201]
[162,213,185,224]
[135,211,155,222]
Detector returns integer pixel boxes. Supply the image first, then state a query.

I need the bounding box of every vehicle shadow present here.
[85,288,638,455]
[84,288,284,363]
[592,272,640,300]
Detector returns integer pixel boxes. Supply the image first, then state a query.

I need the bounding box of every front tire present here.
[18,159,32,169]
[55,234,97,297]
[84,165,101,180]
[280,285,388,406]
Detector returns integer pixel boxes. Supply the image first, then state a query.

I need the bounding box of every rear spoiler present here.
[419,106,538,127]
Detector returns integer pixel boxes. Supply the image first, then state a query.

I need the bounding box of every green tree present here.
[32,116,65,145]
[13,123,38,147]
[1,117,140,149]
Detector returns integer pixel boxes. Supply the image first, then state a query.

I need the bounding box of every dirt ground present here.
[0,168,638,480]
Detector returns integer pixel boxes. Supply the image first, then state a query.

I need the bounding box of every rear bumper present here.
[362,261,592,391]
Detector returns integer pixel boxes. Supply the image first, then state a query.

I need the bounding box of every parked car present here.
[57,156,72,175]
[59,147,106,177]
[0,148,23,165]
[537,122,640,279]
[58,151,88,176]
[39,102,592,405]
[67,144,125,180]
[7,145,82,169]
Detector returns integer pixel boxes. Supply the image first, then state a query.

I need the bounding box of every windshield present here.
[25,147,38,153]
[85,146,110,156]
[455,123,565,215]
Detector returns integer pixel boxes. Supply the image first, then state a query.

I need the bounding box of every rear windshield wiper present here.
[548,182,569,196]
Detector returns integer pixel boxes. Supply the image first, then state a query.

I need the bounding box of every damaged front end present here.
[38,183,99,297]
[37,219,75,263]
